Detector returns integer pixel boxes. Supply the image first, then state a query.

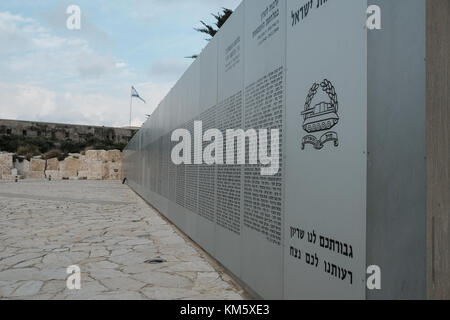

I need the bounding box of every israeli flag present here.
[131,86,146,103]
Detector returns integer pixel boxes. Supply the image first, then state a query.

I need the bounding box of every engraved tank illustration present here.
[301,79,339,134]
[301,101,339,133]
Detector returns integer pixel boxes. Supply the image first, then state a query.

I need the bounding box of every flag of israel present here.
[131,86,146,103]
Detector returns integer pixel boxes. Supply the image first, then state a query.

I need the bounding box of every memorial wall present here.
[124,0,430,299]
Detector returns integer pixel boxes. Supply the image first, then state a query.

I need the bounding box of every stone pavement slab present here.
[0,180,246,300]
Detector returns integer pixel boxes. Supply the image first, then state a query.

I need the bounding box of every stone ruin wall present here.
[0,150,123,181]
[0,119,137,145]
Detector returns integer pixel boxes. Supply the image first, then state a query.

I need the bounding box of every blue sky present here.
[0,0,241,127]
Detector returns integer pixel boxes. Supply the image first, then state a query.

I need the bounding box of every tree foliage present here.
[0,135,127,158]
[196,8,233,39]
[187,8,233,59]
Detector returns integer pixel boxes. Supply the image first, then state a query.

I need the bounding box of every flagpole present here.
[129,87,133,127]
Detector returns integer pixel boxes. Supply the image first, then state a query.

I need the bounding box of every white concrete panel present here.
[214,2,246,279]
[217,3,245,102]
[199,36,219,114]
[284,0,367,299]
[241,0,286,299]
[123,0,373,300]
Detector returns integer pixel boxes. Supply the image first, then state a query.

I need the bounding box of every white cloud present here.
[40,1,114,49]
[149,58,191,81]
[0,1,242,128]
[0,10,125,84]
[0,11,34,24]
[0,83,57,120]
[0,81,174,128]
[0,12,34,54]
[116,62,127,69]
[0,10,142,126]
[76,53,117,79]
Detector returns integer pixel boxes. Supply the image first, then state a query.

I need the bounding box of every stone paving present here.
[0,180,246,300]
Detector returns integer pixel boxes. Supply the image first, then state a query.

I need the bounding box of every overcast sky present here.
[0,0,242,127]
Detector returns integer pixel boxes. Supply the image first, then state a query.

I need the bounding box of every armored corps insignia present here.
[301,79,340,150]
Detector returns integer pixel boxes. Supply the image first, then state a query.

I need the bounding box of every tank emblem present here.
[301,79,340,150]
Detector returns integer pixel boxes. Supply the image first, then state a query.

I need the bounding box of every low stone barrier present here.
[0,150,123,181]
[0,153,19,180]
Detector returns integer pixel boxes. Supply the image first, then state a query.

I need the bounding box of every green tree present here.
[187,8,233,59]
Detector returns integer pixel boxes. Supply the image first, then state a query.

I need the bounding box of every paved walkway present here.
[0,180,246,300]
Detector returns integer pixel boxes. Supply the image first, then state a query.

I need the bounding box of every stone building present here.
[0,119,138,145]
